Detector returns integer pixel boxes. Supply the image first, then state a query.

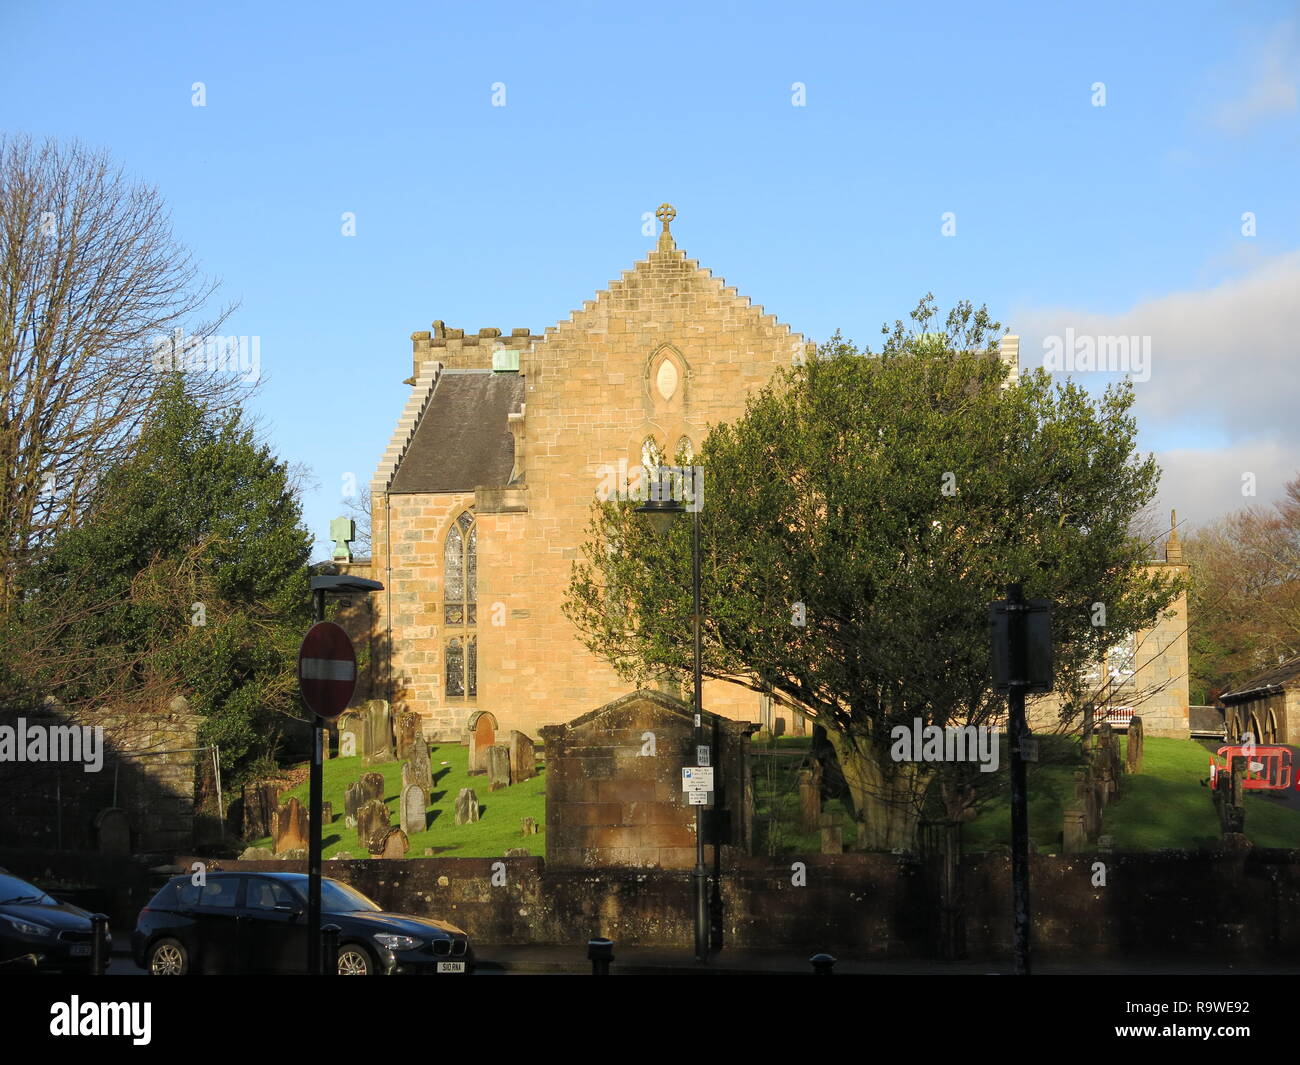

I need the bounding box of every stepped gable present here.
[543,203,801,347]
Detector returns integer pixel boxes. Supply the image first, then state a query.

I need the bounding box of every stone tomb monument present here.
[540,688,759,870]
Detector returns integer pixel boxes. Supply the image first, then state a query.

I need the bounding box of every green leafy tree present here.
[8,374,312,780]
[566,297,1180,850]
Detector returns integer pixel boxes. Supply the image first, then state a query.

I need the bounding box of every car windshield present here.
[0,873,55,905]
[320,880,381,914]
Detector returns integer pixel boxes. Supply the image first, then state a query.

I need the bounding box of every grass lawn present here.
[251,743,547,858]
[750,733,1300,854]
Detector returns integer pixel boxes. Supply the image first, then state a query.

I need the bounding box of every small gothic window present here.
[640,436,663,497]
[446,637,464,697]
[444,511,477,699]
[444,511,476,626]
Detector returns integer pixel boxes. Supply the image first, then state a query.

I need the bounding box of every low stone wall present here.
[176,849,1300,961]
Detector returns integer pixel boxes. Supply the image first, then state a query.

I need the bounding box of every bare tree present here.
[0,135,247,611]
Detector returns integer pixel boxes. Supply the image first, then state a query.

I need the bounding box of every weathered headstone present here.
[363,699,395,765]
[797,759,822,833]
[487,744,512,791]
[1062,808,1086,853]
[239,846,275,860]
[242,782,279,839]
[338,710,362,759]
[468,712,497,773]
[408,735,433,790]
[321,722,333,761]
[95,808,130,855]
[396,712,423,761]
[372,827,408,859]
[359,771,386,803]
[454,787,480,825]
[508,730,537,783]
[504,848,531,857]
[400,783,428,836]
[346,772,384,821]
[272,796,309,855]
[356,798,391,851]
[819,811,842,855]
[521,817,538,836]
[1125,716,1144,774]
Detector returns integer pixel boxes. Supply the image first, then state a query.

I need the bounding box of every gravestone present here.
[338,710,362,759]
[346,772,384,821]
[396,712,423,761]
[454,787,480,825]
[95,808,130,855]
[487,744,512,791]
[1126,716,1144,773]
[359,771,385,803]
[321,722,333,761]
[321,801,333,826]
[239,846,274,860]
[242,782,279,839]
[521,817,538,836]
[819,812,842,854]
[272,796,309,855]
[356,798,391,851]
[468,711,497,773]
[400,783,428,836]
[373,827,408,859]
[797,760,822,833]
[408,736,433,790]
[1062,808,1086,853]
[364,699,395,764]
[505,848,531,857]
[508,731,537,783]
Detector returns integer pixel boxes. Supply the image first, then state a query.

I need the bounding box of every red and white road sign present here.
[297,622,357,719]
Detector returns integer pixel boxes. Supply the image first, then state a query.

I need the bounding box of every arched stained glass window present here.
[444,511,477,699]
[444,511,476,625]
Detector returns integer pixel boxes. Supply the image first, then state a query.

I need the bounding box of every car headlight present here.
[2,915,53,937]
[374,934,421,952]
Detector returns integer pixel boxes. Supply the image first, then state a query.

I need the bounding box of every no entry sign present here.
[297,621,357,719]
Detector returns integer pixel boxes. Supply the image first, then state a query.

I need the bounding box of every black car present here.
[0,869,112,974]
[132,871,472,975]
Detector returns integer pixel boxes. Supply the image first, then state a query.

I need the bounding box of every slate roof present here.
[1220,655,1300,704]
[388,370,524,494]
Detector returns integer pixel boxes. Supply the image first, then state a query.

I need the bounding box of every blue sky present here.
[4,0,1298,553]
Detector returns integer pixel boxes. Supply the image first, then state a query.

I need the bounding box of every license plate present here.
[70,944,91,956]
[436,961,465,973]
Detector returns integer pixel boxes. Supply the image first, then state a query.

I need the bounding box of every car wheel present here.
[337,943,379,975]
[148,938,189,975]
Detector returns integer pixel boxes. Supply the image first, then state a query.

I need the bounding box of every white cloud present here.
[1012,249,1300,445]
[1152,442,1298,533]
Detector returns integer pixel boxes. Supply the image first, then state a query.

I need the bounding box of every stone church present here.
[356,205,1187,743]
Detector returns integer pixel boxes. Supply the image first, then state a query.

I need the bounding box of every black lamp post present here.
[635,489,709,964]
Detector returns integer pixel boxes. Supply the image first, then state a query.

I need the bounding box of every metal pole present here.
[692,506,708,965]
[1006,583,1032,976]
[308,588,325,974]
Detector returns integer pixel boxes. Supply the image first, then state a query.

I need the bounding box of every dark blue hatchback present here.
[132,871,472,975]
[0,869,112,973]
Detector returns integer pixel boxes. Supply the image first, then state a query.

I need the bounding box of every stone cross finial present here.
[331,516,356,562]
[655,203,676,249]
[1165,508,1183,563]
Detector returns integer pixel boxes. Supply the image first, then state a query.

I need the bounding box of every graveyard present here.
[247,746,547,859]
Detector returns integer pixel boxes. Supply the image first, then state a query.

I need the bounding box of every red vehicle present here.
[1208,745,1294,791]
